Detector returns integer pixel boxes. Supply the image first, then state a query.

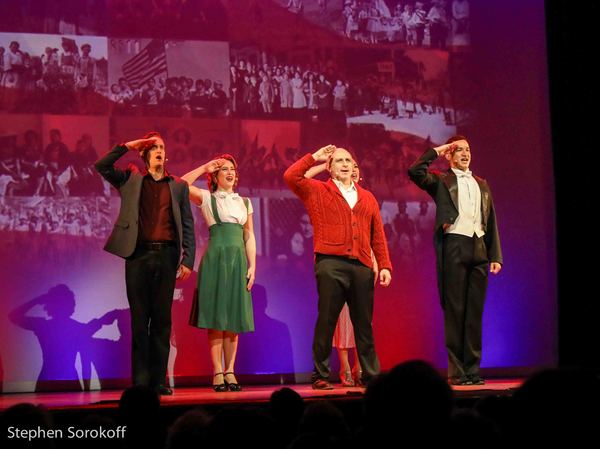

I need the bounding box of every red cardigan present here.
[284,153,392,272]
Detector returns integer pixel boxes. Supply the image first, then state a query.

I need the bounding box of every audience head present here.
[166,408,211,449]
[364,360,454,443]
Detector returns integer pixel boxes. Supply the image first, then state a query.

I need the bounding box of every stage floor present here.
[0,379,523,412]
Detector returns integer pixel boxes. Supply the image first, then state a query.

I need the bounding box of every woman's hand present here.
[246,266,256,291]
[204,158,226,173]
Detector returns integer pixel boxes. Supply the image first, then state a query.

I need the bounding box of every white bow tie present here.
[455,170,473,179]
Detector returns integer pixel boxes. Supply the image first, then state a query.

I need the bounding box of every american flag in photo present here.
[122,39,168,89]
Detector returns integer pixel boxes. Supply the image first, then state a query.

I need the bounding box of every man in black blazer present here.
[408,135,502,385]
[95,132,195,395]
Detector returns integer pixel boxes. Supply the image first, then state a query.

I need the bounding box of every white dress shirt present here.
[198,189,253,227]
[332,178,358,209]
[445,168,485,238]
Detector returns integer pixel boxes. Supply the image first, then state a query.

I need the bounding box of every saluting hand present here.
[204,158,227,173]
[434,142,457,157]
[125,138,156,152]
[312,144,336,162]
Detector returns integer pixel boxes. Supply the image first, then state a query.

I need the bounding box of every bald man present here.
[284,145,392,389]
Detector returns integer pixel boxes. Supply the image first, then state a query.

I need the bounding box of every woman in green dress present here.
[182,154,256,392]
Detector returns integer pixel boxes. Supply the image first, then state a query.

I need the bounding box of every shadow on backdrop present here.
[237,283,294,375]
[8,284,114,391]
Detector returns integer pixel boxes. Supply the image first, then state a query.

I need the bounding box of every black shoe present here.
[354,376,371,388]
[469,375,485,385]
[224,372,242,392]
[157,385,173,396]
[213,373,227,392]
[312,379,334,390]
[449,376,471,386]
[448,377,461,385]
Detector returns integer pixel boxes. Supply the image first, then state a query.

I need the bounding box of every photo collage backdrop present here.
[0,0,555,392]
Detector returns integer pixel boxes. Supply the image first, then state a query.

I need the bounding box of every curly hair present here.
[207,153,239,192]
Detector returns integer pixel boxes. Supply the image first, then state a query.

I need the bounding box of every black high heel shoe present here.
[353,369,364,387]
[224,372,242,392]
[213,373,227,392]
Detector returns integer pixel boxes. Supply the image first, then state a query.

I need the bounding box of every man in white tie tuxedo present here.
[408,135,503,386]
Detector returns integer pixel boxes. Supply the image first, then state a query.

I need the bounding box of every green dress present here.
[189,194,254,333]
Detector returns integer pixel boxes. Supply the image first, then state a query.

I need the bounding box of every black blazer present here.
[95,145,195,269]
[408,148,502,305]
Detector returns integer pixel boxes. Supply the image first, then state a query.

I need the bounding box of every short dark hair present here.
[143,131,162,140]
[445,134,467,145]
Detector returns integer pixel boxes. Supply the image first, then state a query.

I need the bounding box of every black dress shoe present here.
[224,372,242,392]
[469,375,485,385]
[449,376,471,386]
[157,385,173,396]
[213,373,228,392]
[312,379,334,390]
[354,377,370,388]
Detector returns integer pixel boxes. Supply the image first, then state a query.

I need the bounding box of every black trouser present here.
[429,23,448,49]
[125,243,179,388]
[442,234,489,378]
[312,254,379,382]
[415,25,425,46]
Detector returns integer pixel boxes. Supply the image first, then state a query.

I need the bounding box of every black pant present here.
[429,23,448,49]
[415,25,425,46]
[442,234,489,378]
[312,254,379,382]
[125,243,179,388]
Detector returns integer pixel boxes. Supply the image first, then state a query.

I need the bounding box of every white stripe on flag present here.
[121,40,167,89]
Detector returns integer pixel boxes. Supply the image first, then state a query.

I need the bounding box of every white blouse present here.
[198,189,253,227]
